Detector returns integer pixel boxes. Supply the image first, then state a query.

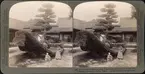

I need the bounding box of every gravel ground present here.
[9,47,73,67]
[9,46,137,68]
[27,48,73,67]
[73,47,137,67]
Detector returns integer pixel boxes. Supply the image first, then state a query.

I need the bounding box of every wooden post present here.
[60,34,63,41]
[59,33,60,41]
[122,33,125,42]
[62,34,64,41]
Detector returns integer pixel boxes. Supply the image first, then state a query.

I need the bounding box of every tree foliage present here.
[97,3,118,31]
[68,7,72,19]
[131,6,137,19]
[35,3,56,31]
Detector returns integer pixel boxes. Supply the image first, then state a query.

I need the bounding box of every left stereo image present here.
[9,1,73,67]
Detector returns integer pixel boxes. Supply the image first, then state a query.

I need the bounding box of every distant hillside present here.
[57,18,72,28]
[74,18,87,30]
[73,17,137,30]
[9,17,136,31]
[9,18,28,30]
[120,17,137,28]
[9,18,64,31]
[57,18,88,30]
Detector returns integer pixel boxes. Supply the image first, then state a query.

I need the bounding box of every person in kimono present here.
[45,53,51,61]
[117,46,124,60]
[55,45,64,60]
[107,52,113,62]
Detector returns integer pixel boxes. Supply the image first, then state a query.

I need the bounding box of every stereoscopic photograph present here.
[9,1,73,67]
[9,1,137,68]
[73,1,137,67]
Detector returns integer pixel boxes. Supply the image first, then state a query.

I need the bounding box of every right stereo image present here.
[73,1,137,67]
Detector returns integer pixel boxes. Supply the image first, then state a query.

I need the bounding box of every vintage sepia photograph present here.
[73,1,137,67]
[8,1,138,68]
[9,1,73,67]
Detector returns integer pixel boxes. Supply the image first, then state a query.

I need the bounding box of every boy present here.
[45,53,51,61]
[107,52,113,62]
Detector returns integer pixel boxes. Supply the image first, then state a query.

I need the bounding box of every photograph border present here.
[1,0,144,73]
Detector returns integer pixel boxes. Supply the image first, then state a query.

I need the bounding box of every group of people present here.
[107,46,124,62]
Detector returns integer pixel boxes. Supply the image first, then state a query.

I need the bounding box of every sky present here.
[10,1,135,22]
[74,1,134,22]
[9,1,71,22]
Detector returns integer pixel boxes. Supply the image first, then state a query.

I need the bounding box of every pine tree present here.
[131,6,137,19]
[97,3,118,31]
[35,3,56,37]
[68,7,72,19]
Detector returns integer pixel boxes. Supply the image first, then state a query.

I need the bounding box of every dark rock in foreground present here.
[12,31,55,57]
[74,30,126,57]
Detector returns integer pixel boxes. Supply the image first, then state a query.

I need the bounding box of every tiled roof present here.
[92,26,106,30]
[108,27,137,33]
[46,27,72,33]
[9,28,18,31]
